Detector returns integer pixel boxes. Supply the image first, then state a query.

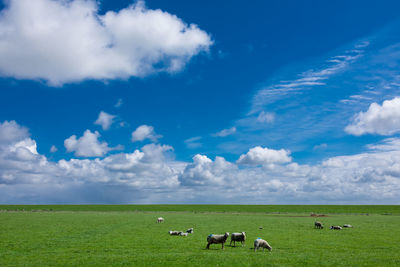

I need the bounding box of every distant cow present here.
[343,224,353,228]
[330,225,342,230]
[314,221,324,229]
[157,217,164,223]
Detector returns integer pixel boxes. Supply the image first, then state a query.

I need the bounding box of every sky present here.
[1,0,400,204]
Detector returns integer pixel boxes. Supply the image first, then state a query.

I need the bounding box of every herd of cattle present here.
[157,217,353,252]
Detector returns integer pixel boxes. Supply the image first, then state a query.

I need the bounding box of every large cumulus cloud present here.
[0,0,212,85]
[345,97,400,136]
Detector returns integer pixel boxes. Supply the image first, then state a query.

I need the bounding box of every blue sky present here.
[1,0,400,204]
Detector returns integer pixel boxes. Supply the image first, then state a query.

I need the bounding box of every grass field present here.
[1,204,400,214]
[1,205,399,266]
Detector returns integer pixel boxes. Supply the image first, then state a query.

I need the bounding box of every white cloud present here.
[184,136,202,149]
[114,99,123,108]
[2,120,400,204]
[345,97,400,136]
[131,125,161,142]
[0,120,29,143]
[212,127,236,137]
[50,145,58,153]
[0,121,182,202]
[10,138,38,155]
[250,43,366,114]
[94,111,116,130]
[367,137,400,151]
[8,138,39,161]
[184,136,202,143]
[64,130,115,157]
[313,143,328,151]
[0,121,40,162]
[0,0,212,85]
[179,155,236,186]
[237,146,292,165]
[257,111,275,123]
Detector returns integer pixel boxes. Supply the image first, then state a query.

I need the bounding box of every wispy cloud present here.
[257,111,275,124]
[212,127,236,137]
[250,45,366,115]
[219,29,400,159]
[114,99,123,108]
[50,145,58,153]
[313,143,328,151]
[221,41,371,155]
[184,136,202,149]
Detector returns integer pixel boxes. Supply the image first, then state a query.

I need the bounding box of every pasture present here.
[0,205,399,266]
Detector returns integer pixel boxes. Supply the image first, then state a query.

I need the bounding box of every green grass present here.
[0,206,399,266]
[0,204,399,214]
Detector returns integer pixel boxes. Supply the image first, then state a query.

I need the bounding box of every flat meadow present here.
[0,205,399,266]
